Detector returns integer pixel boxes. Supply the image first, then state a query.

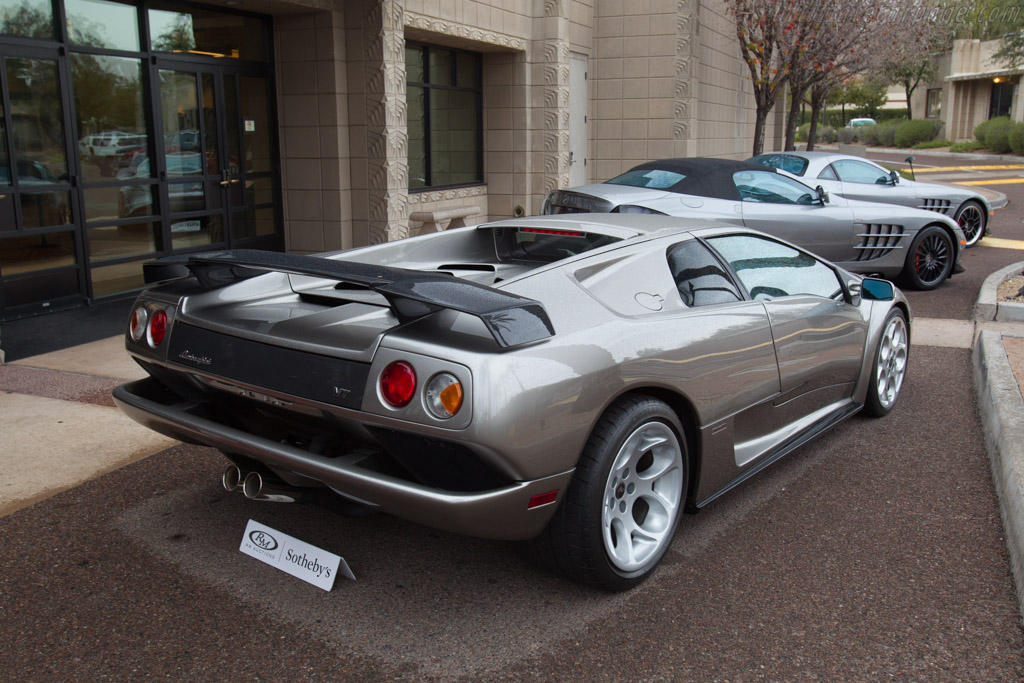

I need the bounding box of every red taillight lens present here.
[148,309,167,347]
[380,361,416,407]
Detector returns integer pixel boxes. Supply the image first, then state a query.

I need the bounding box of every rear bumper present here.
[113,378,571,540]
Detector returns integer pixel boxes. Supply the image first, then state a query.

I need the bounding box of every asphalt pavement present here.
[4,148,1024,679]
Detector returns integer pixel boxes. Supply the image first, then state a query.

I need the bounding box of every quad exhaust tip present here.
[222,465,243,492]
[221,465,314,503]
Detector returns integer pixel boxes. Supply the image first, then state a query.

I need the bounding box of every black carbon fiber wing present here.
[152,249,555,349]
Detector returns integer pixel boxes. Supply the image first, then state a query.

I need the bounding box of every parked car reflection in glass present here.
[118,152,204,220]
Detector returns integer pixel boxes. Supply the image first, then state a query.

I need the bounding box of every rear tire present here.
[901,226,953,290]
[955,200,986,247]
[529,395,688,591]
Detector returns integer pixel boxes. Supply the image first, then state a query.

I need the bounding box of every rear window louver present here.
[855,224,905,261]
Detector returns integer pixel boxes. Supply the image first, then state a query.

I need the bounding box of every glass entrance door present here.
[153,62,279,254]
[0,45,82,315]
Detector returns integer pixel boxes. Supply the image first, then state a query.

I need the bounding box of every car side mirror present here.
[860,277,895,301]
[815,185,829,204]
[889,170,900,185]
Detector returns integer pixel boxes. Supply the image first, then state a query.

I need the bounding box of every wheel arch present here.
[598,385,703,506]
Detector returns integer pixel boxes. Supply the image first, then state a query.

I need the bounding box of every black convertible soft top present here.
[610,158,780,201]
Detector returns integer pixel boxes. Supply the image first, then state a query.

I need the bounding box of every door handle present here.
[219,179,240,187]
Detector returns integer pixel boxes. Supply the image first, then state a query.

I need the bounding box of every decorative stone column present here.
[533,0,570,202]
[363,0,409,243]
[674,0,700,158]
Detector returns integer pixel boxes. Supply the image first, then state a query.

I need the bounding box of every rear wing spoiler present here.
[144,249,554,349]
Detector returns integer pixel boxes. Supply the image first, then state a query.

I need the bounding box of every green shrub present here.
[1007,122,1024,156]
[983,116,1014,153]
[912,139,952,149]
[950,140,987,153]
[860,125,880,146]
[894,119,940,148]
[795,123,811,143]
[875,123,898,147]
[974,118,992,143]
[838,127,857,144]
[816,126,837,144]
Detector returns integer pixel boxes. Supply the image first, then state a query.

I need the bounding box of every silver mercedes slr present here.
[113,215,910,591]
[749,151,993,247]
[542,158,967,290]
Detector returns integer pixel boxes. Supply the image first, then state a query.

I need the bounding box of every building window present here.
[926,89,941,119]
[406,42,482,190]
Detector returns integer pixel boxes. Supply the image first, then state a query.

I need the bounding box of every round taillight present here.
[425,373,463,419]
[129,305,148,342]
[380,361,416,407]
[148,308,167,347]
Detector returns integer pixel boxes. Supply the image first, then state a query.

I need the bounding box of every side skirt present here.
[691,401,862,511]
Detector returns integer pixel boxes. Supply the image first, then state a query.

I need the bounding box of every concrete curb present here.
[976,261,1024,322]
[973,330,1024,623]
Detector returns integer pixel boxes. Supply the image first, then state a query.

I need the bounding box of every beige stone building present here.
[0,0,781,319]
[911,38,1024,141]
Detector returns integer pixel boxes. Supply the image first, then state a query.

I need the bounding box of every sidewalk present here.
[973,261,1024,621]
[0,336,176,517]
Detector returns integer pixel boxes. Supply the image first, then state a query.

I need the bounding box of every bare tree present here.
[783,0,899,150]
[725,0,801,156]
[878,2,948,120]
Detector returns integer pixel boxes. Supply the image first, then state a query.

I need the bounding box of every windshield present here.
[748,154,809,177]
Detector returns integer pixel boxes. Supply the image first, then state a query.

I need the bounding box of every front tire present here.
[902,226,953,290]
[530,395,688,591]
[863,309,909,417]
[955,200,987,247]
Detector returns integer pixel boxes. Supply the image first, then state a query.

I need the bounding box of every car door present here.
[733,169,856,262]
[824,158,919,208]
[704,233,868,465]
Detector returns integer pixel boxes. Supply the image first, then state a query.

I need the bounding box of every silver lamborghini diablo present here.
[114,215,910,590]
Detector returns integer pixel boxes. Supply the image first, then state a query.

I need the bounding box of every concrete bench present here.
[409,206,481,234]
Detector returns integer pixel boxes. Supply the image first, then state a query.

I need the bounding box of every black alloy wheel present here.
[903,226,953,291]
[955,200,986,247]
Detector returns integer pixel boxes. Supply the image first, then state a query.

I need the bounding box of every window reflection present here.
[72,55,149,178]
[65,0,139,51]
[232,207,274,241]
[0,231,76,276]
[159,70,205,174]
[241,76,271,174]
[0,0,53,39]
[90,257,147,296]
[7,58,67,179]
[148,4,266,61]
[0,94,7,186]
[87,223,156,262]
[171,214,222,250]
[20,191,71,228]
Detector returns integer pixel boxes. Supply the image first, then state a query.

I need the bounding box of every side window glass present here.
[817,164,838,180]
[666,240,742,307]
[832,159,889,185]
[732,170,817,205]
[706,235,843,300]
